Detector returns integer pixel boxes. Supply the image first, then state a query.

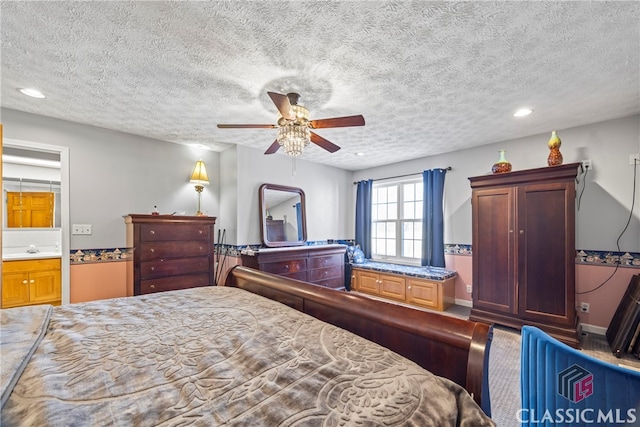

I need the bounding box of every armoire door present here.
[517,181,576,326]
[472,186,517,314]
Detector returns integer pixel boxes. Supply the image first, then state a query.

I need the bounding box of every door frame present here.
[3,137,70,304]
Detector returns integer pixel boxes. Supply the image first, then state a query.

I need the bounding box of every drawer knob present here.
[22,280,28,284]
[519,230,524,234]
[150,266,155,271]
[150,285,155,289]
[199,230,203,234]
[408,286,412,290]
[284,264,289,270]
[150,230,155,235]
[30,279,35,284]
[150,248,155,253]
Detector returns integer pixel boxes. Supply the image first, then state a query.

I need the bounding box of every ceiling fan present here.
[217,92,365,156]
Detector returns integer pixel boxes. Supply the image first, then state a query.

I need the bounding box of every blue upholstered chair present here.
[520,326,640,426]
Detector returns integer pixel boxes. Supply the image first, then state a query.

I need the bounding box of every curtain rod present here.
[353,166,452,185]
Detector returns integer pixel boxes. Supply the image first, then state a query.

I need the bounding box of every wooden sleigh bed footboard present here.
[226,265,494,415]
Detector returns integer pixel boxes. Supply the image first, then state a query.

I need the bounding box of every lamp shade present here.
[190,160,209,186]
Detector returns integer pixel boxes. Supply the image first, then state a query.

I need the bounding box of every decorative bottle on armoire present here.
[469,163,581,348]
[547,130,563,166]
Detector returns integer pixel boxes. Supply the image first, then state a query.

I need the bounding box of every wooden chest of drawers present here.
[241,245,346,290]
[125,214,216,295]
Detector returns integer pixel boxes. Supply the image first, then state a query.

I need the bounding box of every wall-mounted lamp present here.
[189,159,209,216]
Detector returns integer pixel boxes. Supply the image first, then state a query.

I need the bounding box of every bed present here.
[1,266,494,426]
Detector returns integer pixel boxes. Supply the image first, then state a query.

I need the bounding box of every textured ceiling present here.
[1,1,639,171]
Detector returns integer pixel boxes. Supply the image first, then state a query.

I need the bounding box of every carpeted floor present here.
[450,307,640,427]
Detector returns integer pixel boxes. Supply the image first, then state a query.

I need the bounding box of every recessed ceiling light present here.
[188,143,209,149]
[513,108,533,117]
[18,88,46,98]
[355,152,364,156]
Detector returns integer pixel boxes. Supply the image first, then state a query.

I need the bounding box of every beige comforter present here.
[1,286,494,426]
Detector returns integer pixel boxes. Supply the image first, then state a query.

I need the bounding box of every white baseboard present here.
[455,299,473,307]
[580,323,607,336]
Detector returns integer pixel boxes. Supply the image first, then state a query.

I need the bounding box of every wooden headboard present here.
[226,265,493,415]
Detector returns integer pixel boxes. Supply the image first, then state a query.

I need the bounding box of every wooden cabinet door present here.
[1,272,30,308]
[406,278,439,309]
[472,187,517,314]
[7,192,54,228]
[30,270,62,304]
[517,181,576,326]
[379,273,406,301]
[356,270,380,295]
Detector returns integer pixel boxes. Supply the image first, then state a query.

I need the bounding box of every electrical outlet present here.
[466,284,472,293]
[630,153,640,165]
[72,224,92,235]
[581,159,592,171]
[580,302,590,313]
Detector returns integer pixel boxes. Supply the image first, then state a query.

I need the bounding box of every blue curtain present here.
[355,179,373,258]
[422,169,447,267]
[295,202,303,240]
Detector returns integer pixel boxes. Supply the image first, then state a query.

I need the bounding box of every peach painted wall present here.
[445,253,640,330]
[445,254,473,303]
[68,253,639,331]
[575,264,640,330]
[70,261,128,303]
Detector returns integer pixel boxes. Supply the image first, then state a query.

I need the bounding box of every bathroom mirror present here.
[259,183,307,247]
[2,147,62,228]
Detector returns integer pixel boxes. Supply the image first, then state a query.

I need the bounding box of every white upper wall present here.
[2,107,638,252]
[353,114,640,252]
[231,144,353,246]
[2,108,220,249]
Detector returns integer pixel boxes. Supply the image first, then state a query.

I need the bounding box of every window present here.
[371,177,423,264]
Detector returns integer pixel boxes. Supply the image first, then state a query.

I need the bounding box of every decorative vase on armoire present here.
[547,130,563,166]
[491,149,512,174]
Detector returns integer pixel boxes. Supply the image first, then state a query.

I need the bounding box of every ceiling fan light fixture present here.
[278,125,310,157]
[217,91,364,156]
[291,104,310,121]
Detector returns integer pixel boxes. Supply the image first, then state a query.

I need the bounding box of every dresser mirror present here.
[259,183,307,247]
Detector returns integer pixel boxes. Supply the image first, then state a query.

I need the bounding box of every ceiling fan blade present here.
[267,92,294,120]
[217,124,276,129]
[310,132,341,153]
[310,115,365,129]
[264,140,280,155]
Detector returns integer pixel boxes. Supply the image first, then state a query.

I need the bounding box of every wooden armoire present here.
[469,163,581,347]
